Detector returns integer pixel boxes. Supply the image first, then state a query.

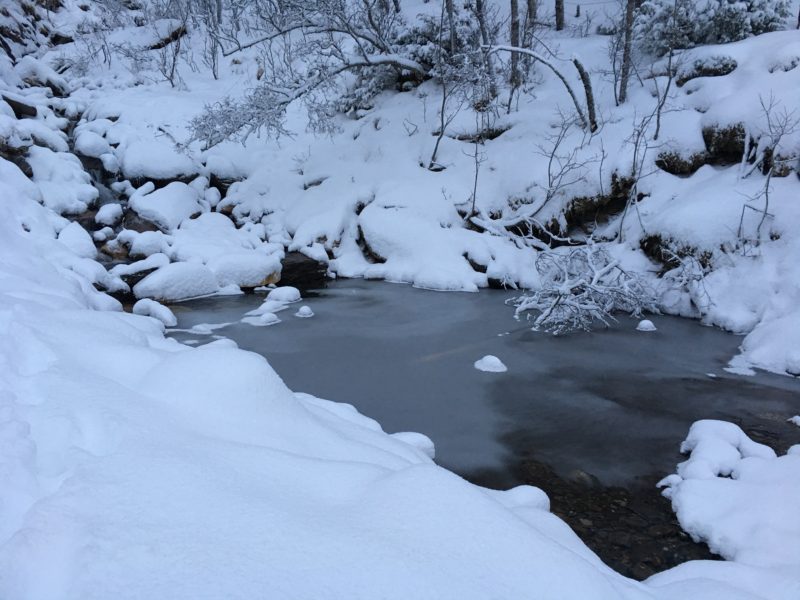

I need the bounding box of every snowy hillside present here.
[1,0,800,597]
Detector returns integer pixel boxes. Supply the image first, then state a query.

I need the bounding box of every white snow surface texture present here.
[2,129,800,600]
[2,0,800,597]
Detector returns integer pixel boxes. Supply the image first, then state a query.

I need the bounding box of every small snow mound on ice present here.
[294,306,314,318]
[636,319,657,332]
[133,262,219,301]
[390,432,435,459]
[474,355,507,373]
[267,286,301,303]
[788,416,800,427]
[132,299,177,327]
[242,312,281,327]
[95,203,123,226]
[57,222,96,258]
[259,312,281,325]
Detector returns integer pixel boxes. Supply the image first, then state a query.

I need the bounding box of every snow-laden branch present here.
[514,245,656,334]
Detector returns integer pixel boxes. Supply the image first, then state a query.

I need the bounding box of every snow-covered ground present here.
[1,0,800,597]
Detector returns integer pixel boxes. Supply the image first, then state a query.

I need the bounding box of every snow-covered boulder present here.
[95,203,123,226]
[267,286,301,303]
[57,222,96,258]
[132,298,177,327]
[133,262,219,301]
[75,130,113,159]
[207,251,281,288]
[659,420,800,569]
[120,139,196,181]
[129,182,202,232]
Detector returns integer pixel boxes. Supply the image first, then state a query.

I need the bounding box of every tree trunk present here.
[445,0,457,51]
[524,0,538,46]
[510,0,521,86]
[617,0,636,104]
[555,0,564,31]
[572,57,597,132]
[475,0,498,98]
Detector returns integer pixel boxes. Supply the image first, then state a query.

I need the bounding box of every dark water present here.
[167,279,800,489]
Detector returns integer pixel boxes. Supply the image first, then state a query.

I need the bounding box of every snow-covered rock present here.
[129,182,202,232]
[659,420,800,569]
[120,139,196,181]
[57,222,96,258]
[207,251,281,288]
[95,203,123,226]
[267,286,301,303]
[75,130,112,158]
[132,298,177,327]
[133,262,219,301]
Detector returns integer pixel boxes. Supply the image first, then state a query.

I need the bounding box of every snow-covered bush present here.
[514,245,656,335]
[635,0,791,55]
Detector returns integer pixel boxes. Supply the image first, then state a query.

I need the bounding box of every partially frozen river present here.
[168,279,800,489]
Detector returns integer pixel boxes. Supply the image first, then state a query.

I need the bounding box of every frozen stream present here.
[168,279,800,490]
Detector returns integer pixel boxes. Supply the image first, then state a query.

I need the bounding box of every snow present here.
[658,420,800,571]
[119,138,197,180]
[110,253,170,277]
[133,262,220,301]
[242,312,281,327]
[474,355,508,373]
[637,319,658,332]
[57,222,96,258]
[1,2,800,597]
[391,431,436,460]
[206,251,281,288]
[787,416,800,427]
[128,181,202,232]
[132,298,177,327]
[28,146,98,214]
[74,129,112,158]
[267,286,302,303]
[294,305,314,318]
[94,202,123,226]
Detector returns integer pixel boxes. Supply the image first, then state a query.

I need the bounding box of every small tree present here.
[514,244,656,335]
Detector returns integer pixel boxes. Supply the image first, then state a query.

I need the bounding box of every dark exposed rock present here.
[702,123,746,165]
[208,173,240,199]
[148,25,186,50]
[119,267,158,290]
[356,225,386,264]
[0,143,33,177]
[655,151,708,176]
[640,234,714,273]
[676,56,737,87]
[1,93,38,118]
[121,210,160,233]
[278,251,328,291]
